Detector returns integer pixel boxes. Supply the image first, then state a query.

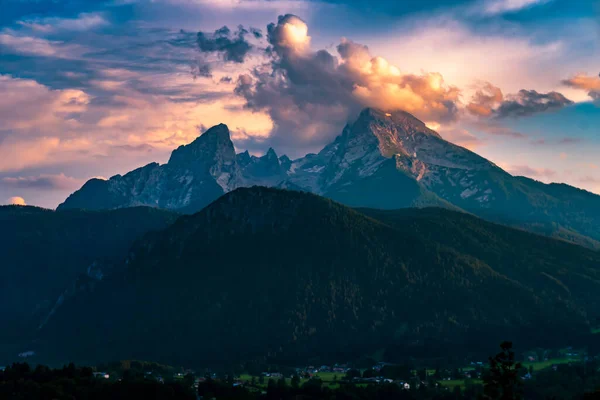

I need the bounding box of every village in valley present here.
[70,345,590,395]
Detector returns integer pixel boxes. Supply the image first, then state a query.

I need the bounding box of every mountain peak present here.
[338,107,442,160]
[203,123,229,137]
[357,108,440,138]
[265,147,278,159]
[168,123,235,167]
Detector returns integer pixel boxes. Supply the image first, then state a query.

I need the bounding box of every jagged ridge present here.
[58,108,600,248]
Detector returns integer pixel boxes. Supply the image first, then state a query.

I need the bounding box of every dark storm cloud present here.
[196,25,254,63]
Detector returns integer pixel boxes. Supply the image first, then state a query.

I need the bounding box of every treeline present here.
[204,343,600,400]
[0,363,195,400]
[199,376,483,400]
[2,343,600,399]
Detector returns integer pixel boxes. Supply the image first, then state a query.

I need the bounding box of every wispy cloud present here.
[0,30,86,58]
[562,73,600,101]
[479,0,552,15]
[558,137,584,144]
[1,173,82,190]
[17,13,109,32]
[507,164,557,179]
[580,175,600,183]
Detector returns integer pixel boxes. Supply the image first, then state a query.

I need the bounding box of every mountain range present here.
[35,187,600,367]
[5,107,600,366]
[59,108,600,249]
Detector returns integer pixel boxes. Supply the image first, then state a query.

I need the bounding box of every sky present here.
[0,0,599,208]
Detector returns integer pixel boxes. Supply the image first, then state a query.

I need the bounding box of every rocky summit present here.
[59,107,600,249]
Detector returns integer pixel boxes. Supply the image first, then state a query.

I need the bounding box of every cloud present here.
[197,25,255,63]
[235,14,462,154]
[438,128,483,150]
[469,120,526,138]
[479,0,552,15]
[580,176,600,184]
[495,89,573,118]
[0,24,89,59]
[0,1,596,204]
[468,83,573,119]
[18,12,109,32]
[109,144,155,153]
[466,82,504,117]
[267,14,312,54]
[562,73,600,101]
[0,73,272,180]
[1,174,82,190]
[7,196,26,206]
[558,137,584,144]
[0,31,82,58]
[0,137,62,173]
[191,61,212,79]
[249,27,263,39]
[507,165,557,179]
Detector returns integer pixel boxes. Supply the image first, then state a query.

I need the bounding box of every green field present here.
[522,357,576,371]
[592,327,600,334]
[440,379,482,389]
[313,372,343,388]
[238,354,579,392]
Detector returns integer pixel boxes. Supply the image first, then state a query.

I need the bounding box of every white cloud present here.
[0,73,271,176]
[479,0,552,15]
[18,13,109,32]
[370,20,563,97]
[0,29,85,58]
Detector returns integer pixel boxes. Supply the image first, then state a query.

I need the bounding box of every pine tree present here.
[483,341,524,400]
[291,375,300,389]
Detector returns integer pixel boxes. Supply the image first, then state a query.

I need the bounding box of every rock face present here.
[60,124,240,213]
[59,108,600,248]
[238,148,286,187]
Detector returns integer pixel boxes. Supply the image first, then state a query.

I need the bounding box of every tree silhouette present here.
[291,375,300,389]
[483,341,524,400]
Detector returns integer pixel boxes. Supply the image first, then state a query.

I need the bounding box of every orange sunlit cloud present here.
[7,196,26,206]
